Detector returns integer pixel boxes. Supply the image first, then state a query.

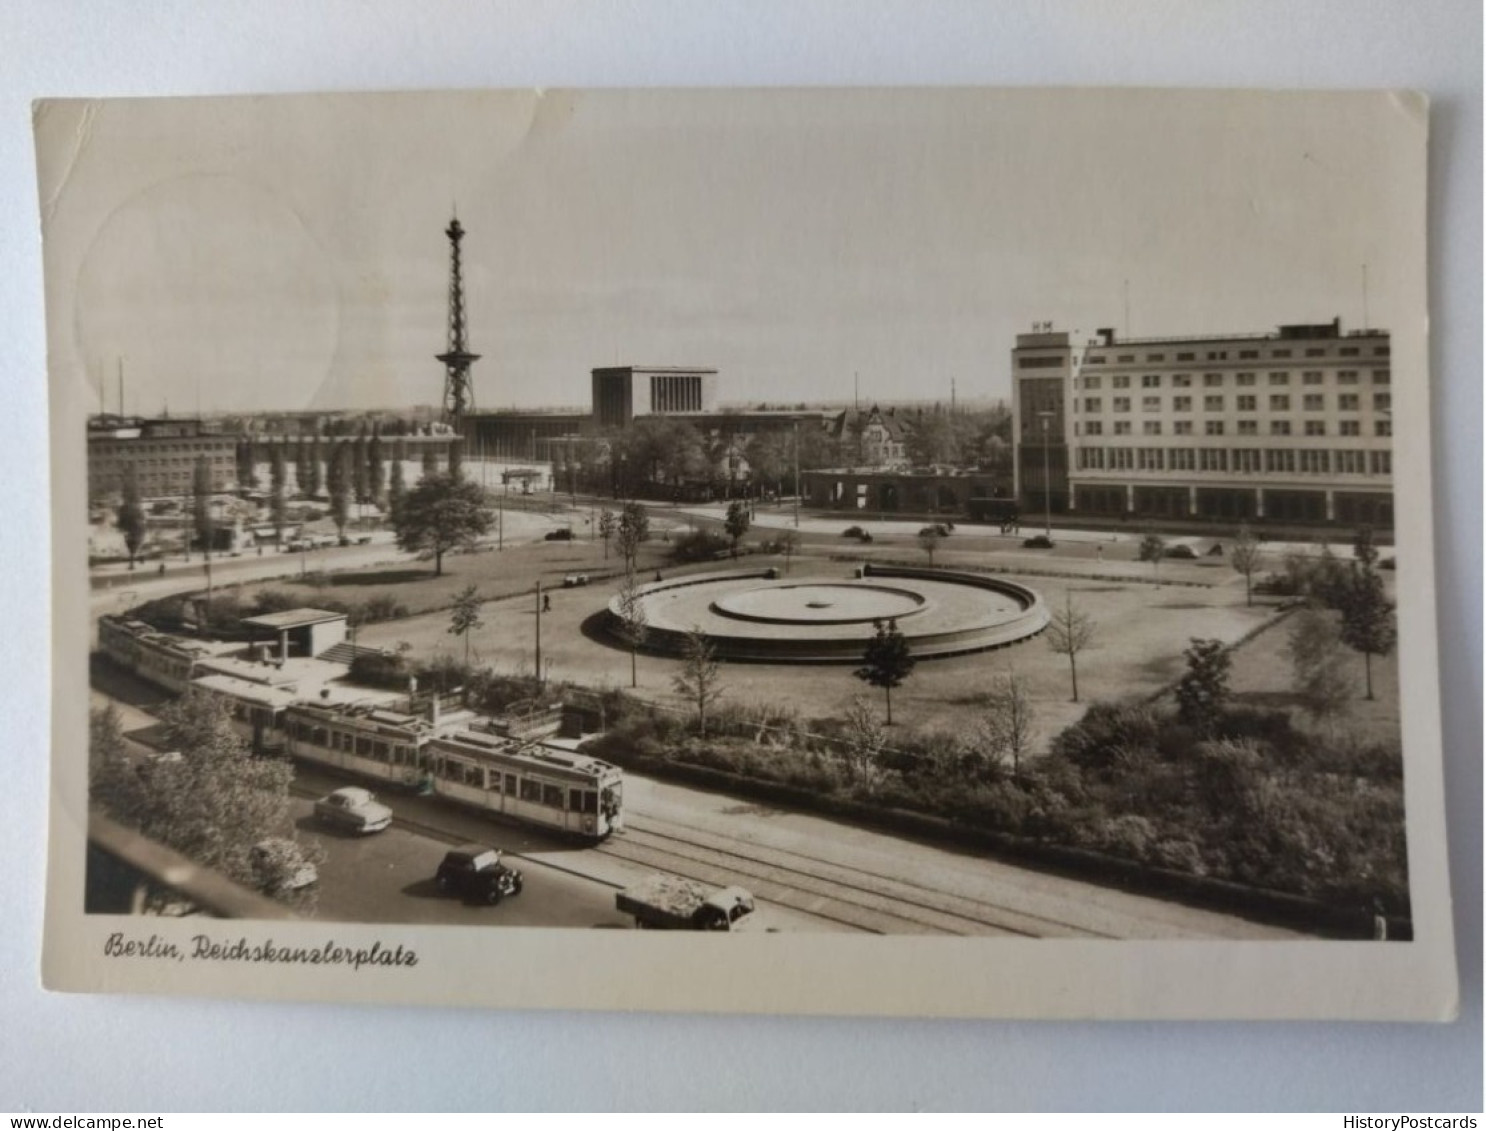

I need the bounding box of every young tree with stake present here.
[673,626,724,736]
[448,584,484,671]
[614,569,649,688]
[1230,524,1263,606]
[1045,590,1096,702]
[855,618,915,725]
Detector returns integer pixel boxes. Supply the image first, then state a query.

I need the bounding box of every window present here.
[1083,375,1102,390]
[1337,370,1359,385]
[1207,351,1228,360]
[1078,447,1105,470]
[1142,396,1160,411]
[1339,346,1359,357]
[1200,448,1228,472]
[1236,372,1256,386]
[1175,352,1194,361]
[542,784,565,809]
[1266,449,1296,473]
[1173,421,1193,436]
[1232,449,1261,474]
[1113,421,1131,435]
[1269,395,1291,411]
[1303,371,1324,385]
[1117,354,1135,363]
[1084,354,1106,365]
[1305,348,1326,358]
[1084,421,1103,436]
[1373,370,1391,385]
[1237,395,1257,411]
[1239,349,1259,359]
[1203,373,1223,387]
[1300,450,1330,473]
[1370,450,1392,474]
[1083,397,1102,413]
[1110,448,1134,470]
[1374,346,1391,357]
[1112,375,1131,389]
[1270,420,1292,436]
[1113,397,1130,412]
[520,778,543,803]
[1335,450,1366,474]
[1204,395,1223,411]
[1138,448,1164,470]
[1374,393,1392,411]
[1173,396,1192,411]
[1147,354,1166,362]
[1339,420,1361,436]
[1304,420,1326,436]
[1338,394,1359,411]
[1237,420,1258,435]
[1169,449,1196,471]
[1375,420,1392,437]
[1142,374,1161,388]
[1172,374,1192,387]
[1205,420,1225,436]
[1269,372,1290,385]
[1271,349,1292,358]
[1142,421,1162,436]
[1303,394,1324,411]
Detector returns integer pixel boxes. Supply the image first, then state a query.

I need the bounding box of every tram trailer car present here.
[98,615,213,695]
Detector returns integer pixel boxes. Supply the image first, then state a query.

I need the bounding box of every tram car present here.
[97,615,214,695]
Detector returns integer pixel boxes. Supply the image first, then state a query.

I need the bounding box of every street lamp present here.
[1037,410,1054,538]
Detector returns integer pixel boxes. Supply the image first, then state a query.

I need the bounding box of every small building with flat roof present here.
[240,608,347,664]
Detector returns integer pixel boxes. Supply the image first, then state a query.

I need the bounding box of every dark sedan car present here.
[435,844,525,905]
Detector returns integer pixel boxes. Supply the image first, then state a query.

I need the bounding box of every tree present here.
[723,500,751,557]
[306,434,323,498]
[1353,525,1380,570]
[917,525,944,567]
[598,509,617,561]
[89,703,138,818]
[854,618,915,725]
[1287,607,1351,723]
[1175,638,1232,733]
[979,668,1035,779]
[839,695,888,790]
[387,459,406,522]
[392,472,494,576]
[1045,590,1096,702]
[269,442,288,547]
[191,455,214,557]
[616,501,650,570]
[95,689,296,893]
[1138,530,1167,584]
[438,586,481,675]
[778,529,800,575]
[327,442,352,540]
[295,436,310,496]
[117,464,147,569]
[1339,565,1397,701]
[1230,524,1263,606]
[352,427,370,504]
[368,424,385,505]
[614,569,649,688]
[672,626,724,736]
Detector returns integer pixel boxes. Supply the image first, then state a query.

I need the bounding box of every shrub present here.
[358,594,409,623]
[1164,543,1197,560]
[1022,535,1054,549]
[1052,702,1163,771]
[348,651,410,689]
[843,526,865,538]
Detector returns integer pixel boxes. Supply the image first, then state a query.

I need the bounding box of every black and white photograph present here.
[41,86,1456,1019]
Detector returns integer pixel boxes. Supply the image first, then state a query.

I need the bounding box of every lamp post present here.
[792,420,801,529]
[1037,410,1054,538]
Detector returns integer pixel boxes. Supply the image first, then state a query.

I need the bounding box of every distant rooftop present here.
[240,608,348,630]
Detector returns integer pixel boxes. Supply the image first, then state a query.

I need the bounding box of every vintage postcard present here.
[40,87,1456,1018]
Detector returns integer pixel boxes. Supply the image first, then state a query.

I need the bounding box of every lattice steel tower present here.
[437,216,480,423]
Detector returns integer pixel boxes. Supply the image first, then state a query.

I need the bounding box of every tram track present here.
[600,814,1120,938]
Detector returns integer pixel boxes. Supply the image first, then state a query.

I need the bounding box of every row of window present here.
[1081,344,1389,365]
[431,758,599,813]
[291,721,421,767]
[1076,447,1392,475]
[1081,370,1389,390]
[1080,419,1391,438]
[1080,393,1391,414]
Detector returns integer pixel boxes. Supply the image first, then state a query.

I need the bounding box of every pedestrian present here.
[542,593,551,613]
[1096,544,1103,562]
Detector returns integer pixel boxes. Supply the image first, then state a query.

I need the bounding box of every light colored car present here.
[313,786,392,834]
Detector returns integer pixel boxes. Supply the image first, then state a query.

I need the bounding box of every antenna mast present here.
[437,216,481,425]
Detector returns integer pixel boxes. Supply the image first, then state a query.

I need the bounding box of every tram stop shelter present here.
[241,608,348,665]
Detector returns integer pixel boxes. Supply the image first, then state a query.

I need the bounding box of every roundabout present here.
[605,564,1049,663]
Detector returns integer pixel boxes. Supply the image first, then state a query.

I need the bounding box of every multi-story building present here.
[827,405,914,468]
[87,417,237,502]
[591,366,719,429]
[1012,318,1394,527]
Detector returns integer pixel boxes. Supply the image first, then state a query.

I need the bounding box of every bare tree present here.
[1044,590,1096,702]
[1138,530,1167,585]
[839,694,888,791]
[598,508,616,561]
[672,626,724,737]
[448,584,484,671]
[614,569,649,688]
[1230,524,1263,606]
[616,501,649,571]
[917,525,945,567]
[778,529,800,575]
[979,668,1036,779]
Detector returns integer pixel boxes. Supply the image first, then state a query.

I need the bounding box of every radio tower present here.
[437,215,480,424]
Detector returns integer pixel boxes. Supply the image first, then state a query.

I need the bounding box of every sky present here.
[37,88,1424,417]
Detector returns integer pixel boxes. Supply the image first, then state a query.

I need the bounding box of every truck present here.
[615,874,759,931]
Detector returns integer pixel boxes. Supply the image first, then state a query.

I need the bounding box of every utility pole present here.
[792,419,801,529]
[534,580,543,690]
[1038,412,1053,537]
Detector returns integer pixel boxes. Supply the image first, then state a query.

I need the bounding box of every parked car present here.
[313,786,392,834]
[1164,543,1198,560]
[562,574,590,587]
[250,838,319,894]
[544,528,575,541]
[435,844,524,904]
